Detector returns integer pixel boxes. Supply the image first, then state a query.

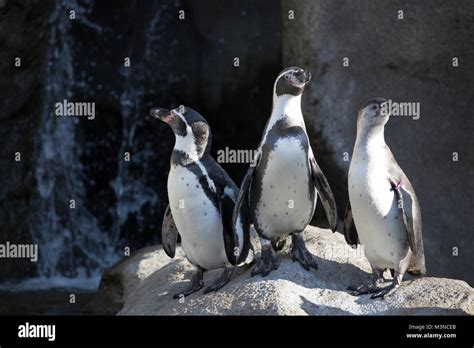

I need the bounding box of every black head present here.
[274,67,312,97]
[150,106,212,157]
[357,97,389,128]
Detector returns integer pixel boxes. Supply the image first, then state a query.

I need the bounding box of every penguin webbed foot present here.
[370,272,403,299]
[348,270,384,296]
[289,232,318,271]
[370,283,401,299]
[172,267,204,299]
[347,283,381,296]
[251,243,280,277]
[203,267,234,294]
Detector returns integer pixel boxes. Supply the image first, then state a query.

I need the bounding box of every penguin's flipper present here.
[391,180,416,251]
[232,153,260,261]
[162,204,178,258]
[206,158,251,266]
[221,190,238,266]
[391,180,425,274]
[309,156,338,231]
[343,200,359,247]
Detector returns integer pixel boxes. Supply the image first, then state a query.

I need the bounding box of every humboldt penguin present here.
[150,106,250,297]
[345,98,426,299]
[232,67,338,276]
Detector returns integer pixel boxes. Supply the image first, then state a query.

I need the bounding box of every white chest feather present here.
[348,145,408,269]
[168,164,227,269]
[255,137,315,238]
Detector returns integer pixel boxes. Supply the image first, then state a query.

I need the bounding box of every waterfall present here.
[6,0,161,290]
[0,0,178,291]
[26,0,114,289]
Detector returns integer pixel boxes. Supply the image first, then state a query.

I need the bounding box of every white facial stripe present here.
[171,108,217,192]
[172,109,187,123]
[171,109,200,161]
[174,132,199,161]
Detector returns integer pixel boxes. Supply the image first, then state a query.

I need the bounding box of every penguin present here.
[344,98,426,299]
[150,105,250,298]
[232,67,338,276]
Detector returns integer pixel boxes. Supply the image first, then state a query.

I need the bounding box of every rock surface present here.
[93,226,473,315]
[0,0,52,280]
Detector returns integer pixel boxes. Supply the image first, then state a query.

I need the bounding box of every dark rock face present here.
[282,0,474,284]
[0,0,281,281]
[0,0,53,280]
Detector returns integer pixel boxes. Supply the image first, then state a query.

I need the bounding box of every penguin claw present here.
[370,292,385,299]
[289,245,318,271]
[289,233,318,271]
[203,268,234,294]
[172,270,204,299]
[370,284,400,299]
[203,282,224,294]
[347,284,380,296]
[172,283,203,299]
[251,243,280,277]
[203,285,218,294]
[251,257,280,277]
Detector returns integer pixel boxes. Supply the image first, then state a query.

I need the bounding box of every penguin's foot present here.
[370,272,403,299]
[289,232,318,271]
[347,283,381,296]
[251,243,280,277]
[203,267,234,294]
[172,267,204,299]
[370,283,401,299]
[348,270,384,296]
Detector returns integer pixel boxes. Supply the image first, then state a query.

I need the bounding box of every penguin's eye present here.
[284,75,290,81]
[372,105,378,110]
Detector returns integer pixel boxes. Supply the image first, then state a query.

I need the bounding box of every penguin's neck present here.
[269,94,304,128]
[172,134,205,166]
[354,124,386,157]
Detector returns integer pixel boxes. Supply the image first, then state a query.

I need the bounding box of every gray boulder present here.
[282,0,474,284]
[93,226,473,315]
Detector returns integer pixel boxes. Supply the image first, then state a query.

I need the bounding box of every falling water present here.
[0,0,178,292]
[27,0,114,289]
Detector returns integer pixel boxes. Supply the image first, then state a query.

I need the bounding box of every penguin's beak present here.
[150,107,173,124]
[296,70,311,84]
